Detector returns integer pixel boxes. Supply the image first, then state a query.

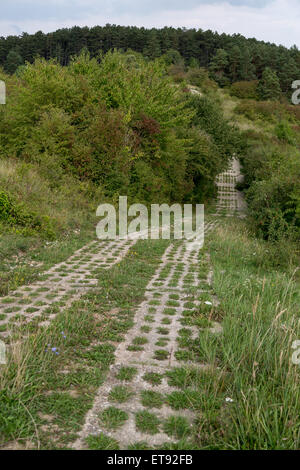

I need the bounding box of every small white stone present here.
[225,397,234,403]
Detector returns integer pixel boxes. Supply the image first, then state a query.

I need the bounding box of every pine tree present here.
[278,58,299,94]
[4,49,23,74]
[258,67,282,100]
[209,49,229,86]
[239,46,256,81]
[143,30,161,59]
[164,49,183,66]
[228,45,242,82]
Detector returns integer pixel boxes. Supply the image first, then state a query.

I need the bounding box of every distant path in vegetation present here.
[215,157,247,218]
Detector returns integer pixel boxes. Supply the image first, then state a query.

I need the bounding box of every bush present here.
[242,139,300,240]
[230,81,258,100]
[187,67,217,91]
[0,190,55,239]
[188,94,244,162]
[235,100,290,123]
[274,121,295,144]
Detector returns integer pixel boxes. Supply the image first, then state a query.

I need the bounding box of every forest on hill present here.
[1,25,300,95]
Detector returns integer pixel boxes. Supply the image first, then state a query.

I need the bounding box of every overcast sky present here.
[0,0,299,48]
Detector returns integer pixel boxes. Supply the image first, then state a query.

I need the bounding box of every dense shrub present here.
[241,128,300,241]
[274,121,296,145]
[246,176,300,241]
[235,100,282,122]
[235,99,300,126]
[0,190,55,239]
[187,67,217,91]
[188,94,245,162]
[230,81,258,100]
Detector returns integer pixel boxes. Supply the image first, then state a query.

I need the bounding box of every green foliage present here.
[0,52,193,205]
[4,49,23,74]
[257,67,281,101]
[274,121,295,145]
[230,81,258,99]
[241,128,300,241]
[186,94,245,201]
[163,49,183,66]
[0,190,55,239]
[1,25,299,96]
[0,49,240,239]
[209,49,229,87]
[187,67,217,91]
[234,100,298,123]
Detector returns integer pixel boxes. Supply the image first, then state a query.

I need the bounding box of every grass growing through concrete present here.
[99,407,129,430]
[1,211,299,450]
[140,390,164,408]
[109,386,134,403]
[0,227,95,296]
[135,410,160,435]
[0,238,169,449]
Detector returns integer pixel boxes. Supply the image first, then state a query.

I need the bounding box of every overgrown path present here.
[0,159,246,449]
[70,159,246,450]
[73,221,219,449]
[0,238,136,337]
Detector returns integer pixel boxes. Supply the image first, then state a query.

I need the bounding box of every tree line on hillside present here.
[1,25,300,95]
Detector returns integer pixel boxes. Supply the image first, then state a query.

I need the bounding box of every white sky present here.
[0,0,299,48]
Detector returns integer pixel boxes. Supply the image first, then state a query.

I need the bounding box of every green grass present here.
[135,410,160,435]
[155,338,169,347]
[154,349,169,361]
[115,367,138,382]
[0,223,95,296]
[140,390,164,408]
[140,325,151,333]
[191,219,300,450]
[143,372,163,386]
[2,208,299,450]
[132,336,148,345]
[163,416,191,439]
[99,406,128,430]
[128,441,151,450]
[86,433,119,450]
[157,327,169,335]
[109,385,134,403]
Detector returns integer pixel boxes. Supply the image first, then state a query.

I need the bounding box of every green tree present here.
[209,49,229,86]
[228,45,242,82]
[4,48,23,74]
[257,67,281,101]
[143,30,161,59]
[163,49,183,66]
[278,58,299,94]
[239,46,256,81]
